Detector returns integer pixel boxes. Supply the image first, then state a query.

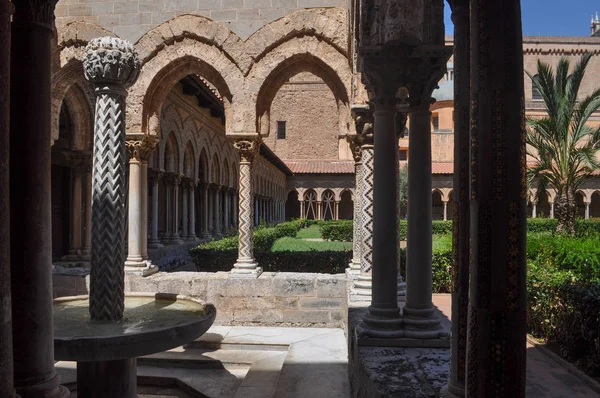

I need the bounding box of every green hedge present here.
[189,219,351,273]
[320,220,353,242]
[526,218,600,236]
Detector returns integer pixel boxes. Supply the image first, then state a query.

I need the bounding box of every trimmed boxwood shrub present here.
[320,220,353,242]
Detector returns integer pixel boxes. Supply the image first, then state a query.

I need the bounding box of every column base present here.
[230,266,263,278]
[184,235,200,242]
[402,306,450,339]
[357,306,404,339]
[15,373,70,398]
[440,384,465,398]
[124,260,159,277]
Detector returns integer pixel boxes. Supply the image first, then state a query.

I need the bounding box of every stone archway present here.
[432,190,444,220]
[322,189,336,221]
[304,189,318,220]
[591,192,600,218]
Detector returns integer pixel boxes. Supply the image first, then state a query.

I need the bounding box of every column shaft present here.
[361,103,403,336]
[10,0,69,394]
[201,185,209,237]
[140,161,148,260]
[350,161,362,271]
[354,141,374,299]
[0,1,14,396]
[233,155,259,273]
[403,107,444,336]
[126,159,143,263]
[172,180,182,243]
[181,183,189,238]
[163,182,172,243]
[148,174,163,248]
[233,192,238,228]
[208,188,214,235]
[467,0,527,395]
[68,169,83,256]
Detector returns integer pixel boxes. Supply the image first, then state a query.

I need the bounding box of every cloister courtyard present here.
[2,0,600,397]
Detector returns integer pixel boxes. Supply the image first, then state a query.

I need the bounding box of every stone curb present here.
[526,334,600,395]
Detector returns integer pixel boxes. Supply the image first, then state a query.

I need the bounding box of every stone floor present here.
[54,295,599,397]
[56,326,350,398]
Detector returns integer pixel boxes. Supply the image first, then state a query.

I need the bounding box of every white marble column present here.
[403,105,445,338]
[171,175,183,244]
[82,169,92,258]
[550,202,555,219]
[317,201,322,220]
[187,180,199,241]
[148,170,164,248]
[532,201,538,218]
[231,139,261,276]
[585,201,590,219]
[443,200,448,221]
[66,168,83,259]
[125,156,143,264]
[181,180,189,239]
[201,184,210,238]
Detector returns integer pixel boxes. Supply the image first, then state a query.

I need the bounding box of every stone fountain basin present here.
[53,293,216,362]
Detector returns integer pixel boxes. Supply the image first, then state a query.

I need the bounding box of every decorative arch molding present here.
[128,41,244,137]
[249,37,351,138]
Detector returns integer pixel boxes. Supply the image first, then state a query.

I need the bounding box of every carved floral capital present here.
[126,134,158,161]
[351,106,374,146]
[230,138,261,162]
[83,37,141,89]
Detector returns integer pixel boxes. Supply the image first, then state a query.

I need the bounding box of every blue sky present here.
[444,1,600,37]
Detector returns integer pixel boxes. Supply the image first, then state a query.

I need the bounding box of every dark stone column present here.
[10,0,69,396]
[442,1,470,396]
[467,1,527,396]
[0,1,14,397]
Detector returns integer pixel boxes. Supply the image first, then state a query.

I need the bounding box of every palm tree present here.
[527,53,600,235]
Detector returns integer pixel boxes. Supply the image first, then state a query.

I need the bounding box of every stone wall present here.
[55,0,347,42]
[53,270,348,328]
[263,72,343,161]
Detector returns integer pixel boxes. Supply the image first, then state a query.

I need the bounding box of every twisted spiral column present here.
[231,138,261,276]
[84,37,140,322]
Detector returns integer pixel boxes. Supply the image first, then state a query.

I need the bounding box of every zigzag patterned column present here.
[347,132,363,276]
[353,109,374,300]
[84,37,140,322]
[231,138,262,277]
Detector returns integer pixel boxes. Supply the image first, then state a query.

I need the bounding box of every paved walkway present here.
[432,294,600,397]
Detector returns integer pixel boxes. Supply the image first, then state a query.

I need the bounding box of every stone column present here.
[230,138,261,277]
[467,0,527,395]
[403,104,445,338]
[550,202,555,219]
[82,169,93,257]
[148,170,164,248]
[67,168,84,258]
[201,184,210,238]
[0,1,14,396]
[300,199,305,219]
[443,200,448,221]
[10,0,69,395]
[352,108,374,300]
[224,191,230,232]
[584,201,590,219]
[162,178,172,244]
[208,186,215,235]
[532,201,538,218]
[125,135,158,276]
[348,143,363,275]
[187,180,199,241]
[255,197,259,226]
[181,180,189,239]
[214,186,222,237]
[233,191,239,229]
[171,175,183,244]
[334,201,340,220]
[442,2,470,396]
[358,95,405,337]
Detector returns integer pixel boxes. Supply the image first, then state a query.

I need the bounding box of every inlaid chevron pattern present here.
[238,161,254,260]
[89,93,127,321]
[352,164,363,263]
[361,147,374,274]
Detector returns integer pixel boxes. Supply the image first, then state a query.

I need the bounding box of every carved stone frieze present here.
[126,134,159,162]
[83,37,140,90]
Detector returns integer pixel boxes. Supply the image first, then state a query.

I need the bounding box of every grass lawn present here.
[295,224,322,239]
[271,237,352,252]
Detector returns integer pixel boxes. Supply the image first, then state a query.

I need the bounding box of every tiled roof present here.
[284,160,355,174]
[432,162,454,174]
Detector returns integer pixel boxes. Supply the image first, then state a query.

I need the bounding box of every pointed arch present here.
[164,132,179,174]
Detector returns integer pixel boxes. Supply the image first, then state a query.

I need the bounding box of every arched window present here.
[322,190,335,220]
[304,190,317,220]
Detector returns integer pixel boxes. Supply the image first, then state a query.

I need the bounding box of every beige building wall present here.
[264,72,342,161]
[55,0,346,42]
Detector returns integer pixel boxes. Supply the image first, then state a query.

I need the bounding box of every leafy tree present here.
[399,163,408,217]
[527,53,600,235]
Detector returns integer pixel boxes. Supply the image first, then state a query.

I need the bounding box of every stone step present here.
[139,346,284,369]
[187,339,289,352]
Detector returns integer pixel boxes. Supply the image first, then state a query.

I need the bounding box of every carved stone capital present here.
[62,150,92,168]
[230,137,261,162]
[126,134,159,162]
[83,37,141,90]
[164,172,182,187]
[351,105,374,146]
[12,0,57,29]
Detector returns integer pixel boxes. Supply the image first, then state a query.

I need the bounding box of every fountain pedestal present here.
[54,293,216,397]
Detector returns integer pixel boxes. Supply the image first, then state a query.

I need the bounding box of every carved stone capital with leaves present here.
[351,105,374,146]
[148,169,164,185]
[230,138,261,163]
[126,134,159,162]
[83,37,140,92]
